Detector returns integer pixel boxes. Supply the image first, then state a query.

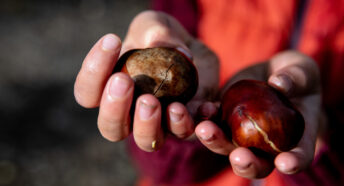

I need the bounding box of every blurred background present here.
[0,0,149,185]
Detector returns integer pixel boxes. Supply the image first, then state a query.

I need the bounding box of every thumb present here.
[122,10,192,55]
[267,51,320,97]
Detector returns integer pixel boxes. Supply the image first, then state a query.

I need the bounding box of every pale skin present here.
[74,11,323,179]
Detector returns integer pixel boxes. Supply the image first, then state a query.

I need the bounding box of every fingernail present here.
[277,161,298,174]
[102,34,120,51]
[169,111,183,123]
[277,162,287,172]
[198,128,214,142]
[232,156,252,171]
[139,100,157,120]
[278,74,292,92]
[270,74,293,94]
[109,75,130,99]
[176,47,193,61]
[234,162,252,171]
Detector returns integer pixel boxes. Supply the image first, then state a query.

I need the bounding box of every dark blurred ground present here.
[0,0,149,185]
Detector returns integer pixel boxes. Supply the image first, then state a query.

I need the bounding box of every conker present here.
[114,47,198,104]
[221,80,305,155]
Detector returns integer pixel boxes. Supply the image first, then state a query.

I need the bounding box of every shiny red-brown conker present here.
[221,79,305,155]
[113,47,198,104]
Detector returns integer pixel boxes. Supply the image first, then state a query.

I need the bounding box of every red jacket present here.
[130,0,344,185]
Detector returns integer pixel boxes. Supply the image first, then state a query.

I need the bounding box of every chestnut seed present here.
[113,47,198,104]
[221,80,305,156]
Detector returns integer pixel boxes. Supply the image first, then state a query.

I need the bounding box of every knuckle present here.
[134,137,162,152]
[83,59,101,75]
[135,10,166,21]
[136,144,154,152]
[102,133,125,142]
[175,132,192,139]
[136,10,159,18]
[98,118,128,142]
[73,81,99,108]
[143,25,170,47]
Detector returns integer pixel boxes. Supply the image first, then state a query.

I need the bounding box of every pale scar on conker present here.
[221,80,305,156]
[113,47,198,104]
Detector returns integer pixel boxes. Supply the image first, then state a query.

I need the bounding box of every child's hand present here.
[74,11,219,151]
[195,51,323,178]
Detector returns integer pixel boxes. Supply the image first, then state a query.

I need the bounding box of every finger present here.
[122,10,192,55]
[274,135,318,175]
[268,51,320,97]
[272,117,316,175]
[167,102,194,139]
[195,120,235,155]
[97,73,134,142]
[133,94,164,152]
[230,147,274,179]
[274,136,314,174]
[275,117,317,174]
[74,34,121,108]
[275,92,320,174]
[275,151,304,175]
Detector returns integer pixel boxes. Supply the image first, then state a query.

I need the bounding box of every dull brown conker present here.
[221,79,305,156]
[113,47,198,104]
